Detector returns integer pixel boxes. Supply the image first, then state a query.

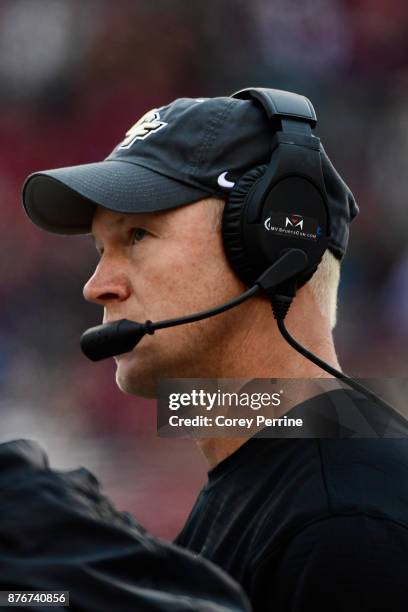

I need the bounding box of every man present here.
[22,90,408,610]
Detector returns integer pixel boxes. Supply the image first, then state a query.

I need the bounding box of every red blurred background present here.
[0,0,407,539]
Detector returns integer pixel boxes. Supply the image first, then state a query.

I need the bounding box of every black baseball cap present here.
[22,91,358,260]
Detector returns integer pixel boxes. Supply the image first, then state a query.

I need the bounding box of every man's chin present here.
[114,355,160,399]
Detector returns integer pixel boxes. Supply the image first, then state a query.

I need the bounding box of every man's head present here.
[81,196,340,397]
[22,88,357,397]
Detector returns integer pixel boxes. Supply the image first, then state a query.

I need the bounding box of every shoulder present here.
[251,514,408,611]
[248,436,408,576]
[319,437,408,521]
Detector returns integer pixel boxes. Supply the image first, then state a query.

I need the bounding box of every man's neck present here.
[190,291,343,469]
[194,347,342,470]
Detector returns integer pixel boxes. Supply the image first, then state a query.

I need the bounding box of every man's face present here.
[83,199,246,398]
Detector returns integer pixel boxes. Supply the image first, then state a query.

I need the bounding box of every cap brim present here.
[22,160,210,234]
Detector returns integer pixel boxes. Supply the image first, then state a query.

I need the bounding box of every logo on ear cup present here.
[285,215,303,230]
[264,213,318,241]
[264,217,273,231]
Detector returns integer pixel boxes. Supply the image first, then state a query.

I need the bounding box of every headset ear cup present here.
[222,165,268,287]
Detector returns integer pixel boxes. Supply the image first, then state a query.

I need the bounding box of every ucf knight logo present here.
[119,109,167,149]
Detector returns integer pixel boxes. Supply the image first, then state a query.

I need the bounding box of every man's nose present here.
[83,262,131,305]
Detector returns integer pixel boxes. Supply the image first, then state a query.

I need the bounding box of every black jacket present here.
[0,439,250,611]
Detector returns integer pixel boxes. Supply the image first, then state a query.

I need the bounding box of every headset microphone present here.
[80,248,309,362]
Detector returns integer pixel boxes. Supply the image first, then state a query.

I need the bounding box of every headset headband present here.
[231,87,317,135]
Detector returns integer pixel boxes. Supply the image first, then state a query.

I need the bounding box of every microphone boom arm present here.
[80,249,309,361]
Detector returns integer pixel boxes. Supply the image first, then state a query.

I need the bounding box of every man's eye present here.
[132,228,148,243]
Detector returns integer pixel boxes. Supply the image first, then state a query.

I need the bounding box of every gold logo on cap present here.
[119,109,167,149]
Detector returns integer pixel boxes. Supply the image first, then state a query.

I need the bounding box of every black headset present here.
[222,87,330,298]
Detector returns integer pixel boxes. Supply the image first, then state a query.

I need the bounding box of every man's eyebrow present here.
[109,215,131,227]
[92,214,152,235]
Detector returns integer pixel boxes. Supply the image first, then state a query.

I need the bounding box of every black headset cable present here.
[271,294,408,428]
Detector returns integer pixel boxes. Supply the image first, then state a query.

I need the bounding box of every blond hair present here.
[308,249,340,330]
[208,197,340,330]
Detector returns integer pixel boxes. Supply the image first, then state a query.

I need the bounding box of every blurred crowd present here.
[0,0,407,538]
